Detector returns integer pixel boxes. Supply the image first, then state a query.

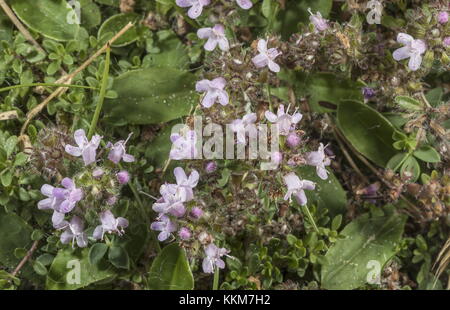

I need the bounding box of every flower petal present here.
[211,77,226,89]
[176,0,193,7]
[265,111,278,123]
[236,0,252,9]
[257,39,267,53]
[201,91,217,108]
[268,60,280,72]
[174,167,188,185]
[397,33,413,45]
[195,79,211,92]
[294,190,308,206]
[122,153,135,162]
[197,27,212,39]
[218,37,229,51]
[187,3,203,19]
[73,129,87,147]
[408,53,423,71]
[65,145,82,157]
[217,90,229,106]
[393,46,411,61]
[41,184,54,197]
[204,37,218,51]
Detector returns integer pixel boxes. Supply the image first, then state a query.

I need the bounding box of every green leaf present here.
[386,153,409,172]
[413,146,441,163]
[321,211,407,290]
[394,96,423,111]
[46,248,115,290]
[104,68,197,125]
[0,9,13,43]
[425,87,443,107]
[144,125,173,169]
[10,0,80,41]
[296,166,347,217]
[98,13,140,47]
[281,72,363,113]
[148,243,194,290]
[5,135,17,158]
[337,100,398,167]
[400,156,420,182]
[88,243,109,265]
[1,170,12,187]
[143,30,190,69]
[0,209,32,268]
[33,261,48,276]
[108,245,130,269]
[79,0,101,30]
[13,152,28,167]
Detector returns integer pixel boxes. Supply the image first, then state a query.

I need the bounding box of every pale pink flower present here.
[392,33,426,71]
[252,39,281,72]
[197,24,229,51]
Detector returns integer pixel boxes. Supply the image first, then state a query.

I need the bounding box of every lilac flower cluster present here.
[150,167,200,241]
[38,129,135,248]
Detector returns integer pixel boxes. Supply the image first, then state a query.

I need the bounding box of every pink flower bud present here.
[117,171,130,185]
[92,168,104,178]
[444,37,450,47]
[106,195,117,205]
[286,132,301,148]
[179,227,191,240]
[190,207,203,219]
[438,12,449,24]
[205,161,217,173]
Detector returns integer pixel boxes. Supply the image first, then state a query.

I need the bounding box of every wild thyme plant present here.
[0,0,448,291]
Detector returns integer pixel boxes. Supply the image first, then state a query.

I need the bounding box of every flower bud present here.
[92,167,104,179]
[190,207,203,219]
[205,161,217,173]
[286,132,301,148]
[362,87,376,99]
[106,195,117,205]
[438,12,449,24]
[443,37,450,47]
[179,227,191,240]
[116,170,130,185]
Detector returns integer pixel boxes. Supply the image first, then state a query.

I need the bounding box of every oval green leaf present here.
[337,100,398,167]
[11,0,80,41]
[148,243,194,290]
[321,211,407,290]
[88,243,109,265]
[46,248,115,290]
[0,209,32,268]
[297,166,347,217]
[104,68,197,125]
[98,13,140,47]
[413,146,441,163]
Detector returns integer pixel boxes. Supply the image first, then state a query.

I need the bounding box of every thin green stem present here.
[213,268,220,290]
[303,204,320,234]
[126,173,161,253]
[88,46,111,140]
[266,82,273,112]
[0,83,97,93]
